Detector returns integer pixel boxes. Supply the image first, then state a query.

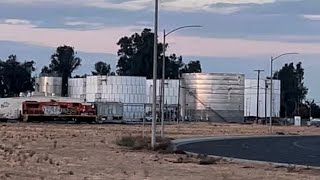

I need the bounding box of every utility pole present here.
[254,70,264,124]
[151,0,159,149]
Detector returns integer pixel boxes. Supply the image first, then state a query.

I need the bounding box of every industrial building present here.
[0,73,282,123]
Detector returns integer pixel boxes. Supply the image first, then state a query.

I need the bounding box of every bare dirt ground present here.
[0,122,320,180]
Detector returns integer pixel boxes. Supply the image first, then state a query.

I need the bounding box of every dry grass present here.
[0,122,319,180]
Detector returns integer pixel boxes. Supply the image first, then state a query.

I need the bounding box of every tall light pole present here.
[160,25,202,138]
[269,52,299,133]
[254,69,264,124]
[151,0,159,149]
[265,79,268,124]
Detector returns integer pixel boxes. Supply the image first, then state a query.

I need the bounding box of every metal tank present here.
[146,79,179,105]
[68,78,86,100]
[244,79,281,118]
[35,76,62,96]
[101,76,147,121]
[181,73,245,123]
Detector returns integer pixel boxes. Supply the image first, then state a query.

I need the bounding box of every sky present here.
[0,0,319,102]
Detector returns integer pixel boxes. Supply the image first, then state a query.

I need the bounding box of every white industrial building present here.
[244,79,281,118]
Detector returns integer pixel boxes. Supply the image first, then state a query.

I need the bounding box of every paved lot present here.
[177,136,320,167]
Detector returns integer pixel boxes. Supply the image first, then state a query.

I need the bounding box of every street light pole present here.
[160,25,202,138]
[269,52,299,133]
[151,0,159,149]
[269,57,273,133]
[160,29,166,138]
[254,69,264,124]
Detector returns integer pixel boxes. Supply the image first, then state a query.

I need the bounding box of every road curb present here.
[172,135,320,170]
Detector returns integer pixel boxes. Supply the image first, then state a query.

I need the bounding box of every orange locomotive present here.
[21,101,96,123]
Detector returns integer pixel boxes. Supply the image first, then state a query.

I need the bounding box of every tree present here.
[42,45,82,97]
[0,55,35,97]
[92,61,111,76]
[116,28,202,79]
[274,62,308,117]
[182,60,202,73]
[302,100,320,119]
[40,66,53,76]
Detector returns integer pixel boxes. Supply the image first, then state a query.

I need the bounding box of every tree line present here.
[0,28,202,98]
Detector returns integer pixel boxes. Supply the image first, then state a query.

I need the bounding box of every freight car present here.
[94,102,124,123]
[21,101,96,123]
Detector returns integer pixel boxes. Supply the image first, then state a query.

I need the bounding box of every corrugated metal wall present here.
[68,76,147,121]
[244,79,281,118]
[35,76,62,96]
[146,79,179,105]
[181,73,245,123]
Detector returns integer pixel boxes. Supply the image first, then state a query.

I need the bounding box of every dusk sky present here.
[0,0,319,102]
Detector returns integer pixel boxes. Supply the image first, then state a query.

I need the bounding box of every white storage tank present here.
[146,79,179,105]
[85,76,103,102]
[68,78,86,100]
[35,76,62,96]
[101,76,146,104]
[101,76,146,121]
[69,75,147,121]
[244,79,281,118]
[181,73,245,123]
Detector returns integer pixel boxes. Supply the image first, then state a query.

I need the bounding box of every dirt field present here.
[0,122,320,180]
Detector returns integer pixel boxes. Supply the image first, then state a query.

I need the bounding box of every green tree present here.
[182,60,202,73]
[116,28,201,79]
[274,62,308,117]
[42,45,82,97]
[0,55,35,97]
[92,61,111,76]
[40,66,53,76]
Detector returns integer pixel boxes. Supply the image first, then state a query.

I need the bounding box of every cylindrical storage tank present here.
[244,79,281,119]
[182,73,245,123]
[101,76,147,121]
[146,79,180,105]
[35,76,62,96]
[68,78,86,100]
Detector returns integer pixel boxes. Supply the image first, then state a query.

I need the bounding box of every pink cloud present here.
[166,36,320,57]
[1,23,320,57]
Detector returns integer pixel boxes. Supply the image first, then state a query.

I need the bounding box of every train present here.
[21,101,97,123]
[0,97,124,123]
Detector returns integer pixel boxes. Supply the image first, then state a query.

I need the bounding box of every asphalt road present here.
[177,136,320,167]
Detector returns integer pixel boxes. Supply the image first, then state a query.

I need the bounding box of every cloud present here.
[161,0,275,13]
[302,14,320,21]
[166,35,320,57]
[0,0,276,12]
[3,19,31,25]
[0,21,320,58]
[64,20,103,27]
